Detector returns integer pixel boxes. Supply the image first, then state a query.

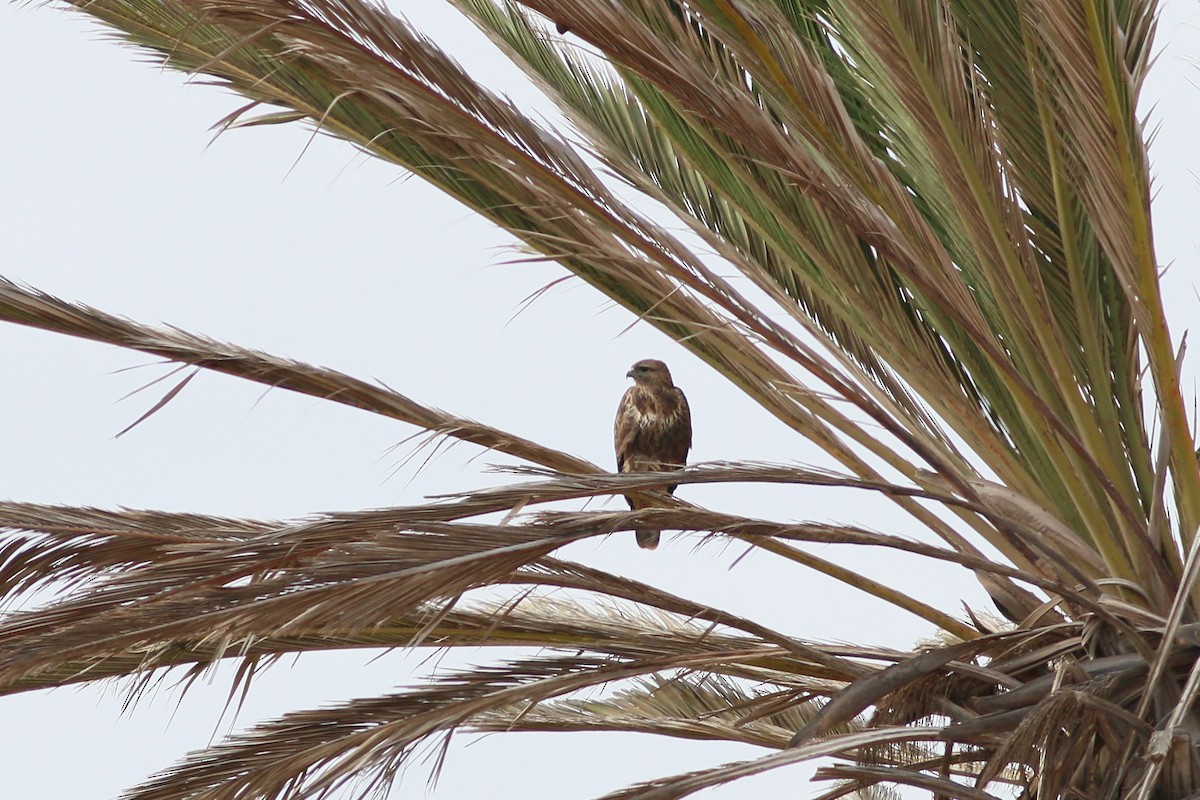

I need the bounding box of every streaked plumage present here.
[614,359,692,549]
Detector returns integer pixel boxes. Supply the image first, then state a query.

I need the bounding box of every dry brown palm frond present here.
[0,492,884,671]
[507,460,1111,575]
[788,636,1020,749]
[474,672,824,748]
[871,670,997,728]
[980,679,1144,798]
[0,461,1102,633]
[121,649,787,800]
[0,503,272,598]
[0,518,588,688]
[592,726,950,800]
[524,557,876,681]
[534,508,1103,616]
[816,780,904,800]
[0,593,782,697]
[815,764,1002,800]
[0,483,1158,796]
[3,497,894,696]
[0,278,596,474]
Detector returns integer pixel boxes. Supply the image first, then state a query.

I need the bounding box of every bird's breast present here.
[627,402,681,429]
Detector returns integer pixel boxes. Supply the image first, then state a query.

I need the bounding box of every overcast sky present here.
[1,2,1199,798]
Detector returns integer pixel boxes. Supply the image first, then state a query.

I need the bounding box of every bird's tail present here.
[635,529,660,549]
[626,495,661,549]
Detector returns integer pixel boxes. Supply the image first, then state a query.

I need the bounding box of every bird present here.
[613,359,692,549]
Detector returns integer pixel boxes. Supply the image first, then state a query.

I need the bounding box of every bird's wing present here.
[660,386,691,465]
[614,386,637,472]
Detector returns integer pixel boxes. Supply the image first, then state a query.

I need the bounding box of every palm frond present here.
[0,278,595,473]
[474,672,825,748]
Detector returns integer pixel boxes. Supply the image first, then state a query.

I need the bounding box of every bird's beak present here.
[626,369,635,379]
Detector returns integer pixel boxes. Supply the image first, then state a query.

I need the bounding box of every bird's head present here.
[626,359,673,386]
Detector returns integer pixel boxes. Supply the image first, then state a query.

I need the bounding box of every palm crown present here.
[1,1,1197,798]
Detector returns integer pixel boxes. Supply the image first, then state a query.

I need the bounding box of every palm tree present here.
[1,0,1197,797]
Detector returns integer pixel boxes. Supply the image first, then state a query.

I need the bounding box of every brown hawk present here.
[614,359,692,549]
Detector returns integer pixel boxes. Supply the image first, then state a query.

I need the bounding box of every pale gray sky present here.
[0,2,1198,798]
